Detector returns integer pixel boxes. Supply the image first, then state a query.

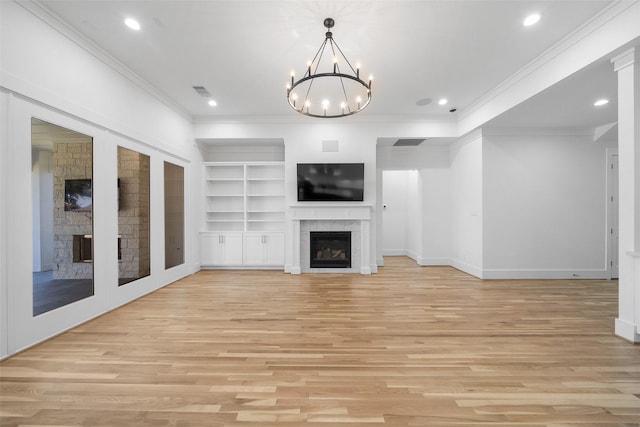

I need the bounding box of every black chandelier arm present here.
[327,39,352,112]
[329,38,359,75]
[309,37,329,77]
[302,37,331,106]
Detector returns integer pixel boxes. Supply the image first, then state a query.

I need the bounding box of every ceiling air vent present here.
[393,138,426,147]
[193,86,211,97]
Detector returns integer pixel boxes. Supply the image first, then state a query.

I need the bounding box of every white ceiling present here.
[36,0,626,130]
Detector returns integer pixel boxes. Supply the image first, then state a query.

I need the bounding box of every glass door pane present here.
[117,147,151,285]
[164,161,184,269]
[31,118,94,316]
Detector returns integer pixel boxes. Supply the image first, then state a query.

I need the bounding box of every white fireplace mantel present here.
[288,204,372,275]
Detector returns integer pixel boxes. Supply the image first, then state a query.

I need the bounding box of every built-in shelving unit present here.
[201,162,285,267]
[204,163,245,232]
[203,162,285,232]
[245,163,286,232]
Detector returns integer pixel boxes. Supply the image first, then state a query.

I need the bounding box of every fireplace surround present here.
[288,204,373,274]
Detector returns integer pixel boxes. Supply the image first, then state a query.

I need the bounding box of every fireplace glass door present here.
[309,231,351,268]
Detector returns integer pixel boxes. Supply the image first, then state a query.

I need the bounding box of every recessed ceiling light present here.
[124,17,141,31]
[208,99,217,107]
[523,13,541,27]
[416,98,432,106]
[594,99,609,107]
[438,98,448,106]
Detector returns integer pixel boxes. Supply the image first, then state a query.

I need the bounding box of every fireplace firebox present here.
[310,231,351,268]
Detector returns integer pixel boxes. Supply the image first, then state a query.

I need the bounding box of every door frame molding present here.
[607,147,619,279]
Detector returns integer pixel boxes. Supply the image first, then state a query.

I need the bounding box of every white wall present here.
[198,142,285,162]
[0,1,199,359]
[420,167,452,265]
[0,90,8,358]
[449,132,484,277]
[483,132,610,278]
[405,170,421,260]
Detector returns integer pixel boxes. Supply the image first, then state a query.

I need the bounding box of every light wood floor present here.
[1,257,639,426]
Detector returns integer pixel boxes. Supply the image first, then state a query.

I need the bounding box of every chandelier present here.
[286,18,372,118]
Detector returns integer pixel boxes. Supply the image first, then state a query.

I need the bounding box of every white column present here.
[291,219,301,274]
[612,48,640,342]
[360,220,371,275]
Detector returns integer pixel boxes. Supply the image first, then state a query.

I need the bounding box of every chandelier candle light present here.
[287,18,372,118]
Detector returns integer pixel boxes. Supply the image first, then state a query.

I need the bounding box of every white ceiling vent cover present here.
[393,138,426,146]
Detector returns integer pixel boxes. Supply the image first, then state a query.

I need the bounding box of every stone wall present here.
[118,147,150,281]
[53,141,93,279]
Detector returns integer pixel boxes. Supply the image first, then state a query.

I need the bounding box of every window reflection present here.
[164,161,184,269]
[118,147,150,285]
[32,118,94,315]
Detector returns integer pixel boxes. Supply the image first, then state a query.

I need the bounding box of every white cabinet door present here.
[244,232,284,266]
[201,233,243,266]
[200,233,223,265]
[263,233,285,266]
[221,233,243,265]
[244,233,265,265]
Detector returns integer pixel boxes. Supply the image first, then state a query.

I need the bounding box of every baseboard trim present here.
[450,260,483,278]
[481,268,610,280]
[382,249,407,256]
[417,257,451,266]
[615,318,640,343]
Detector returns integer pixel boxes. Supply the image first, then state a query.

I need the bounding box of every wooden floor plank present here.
[1,257,639,426]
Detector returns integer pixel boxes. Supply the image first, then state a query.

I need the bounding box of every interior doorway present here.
[381,170,421,260]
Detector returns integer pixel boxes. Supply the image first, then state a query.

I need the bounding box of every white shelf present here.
[203,162,284,233]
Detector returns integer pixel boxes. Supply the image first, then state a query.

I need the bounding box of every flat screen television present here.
[297,163,364,202]
[64,179,92,211]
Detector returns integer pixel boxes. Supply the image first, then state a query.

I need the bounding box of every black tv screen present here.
[64,179,92,211]
[297,163,364,202]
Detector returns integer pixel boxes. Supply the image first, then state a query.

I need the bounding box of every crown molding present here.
[448,128,483,152]
[611,47,637,72]
[19,0,193,122]
[459,0,638,125]
[482,127,594,137]
[192,113,458,127]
